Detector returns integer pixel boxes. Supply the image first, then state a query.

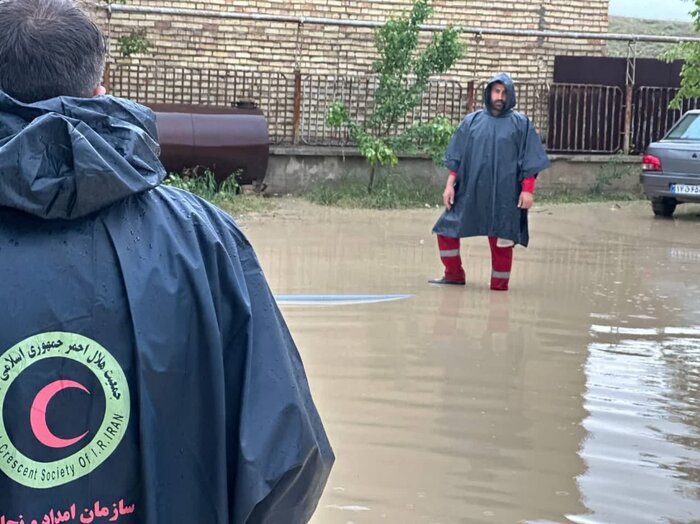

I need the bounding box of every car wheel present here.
[651,198,677,218]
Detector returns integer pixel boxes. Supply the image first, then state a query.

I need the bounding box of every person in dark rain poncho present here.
[0,0,332,522]
[430,73,550,291]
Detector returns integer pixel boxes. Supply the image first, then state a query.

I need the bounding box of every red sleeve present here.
[522,176,536,193]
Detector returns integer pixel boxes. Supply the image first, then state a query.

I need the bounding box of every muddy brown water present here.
[241,200,700,524]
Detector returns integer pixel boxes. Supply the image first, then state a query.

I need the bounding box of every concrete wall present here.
[544,155,641,193]
[264,147,642,195]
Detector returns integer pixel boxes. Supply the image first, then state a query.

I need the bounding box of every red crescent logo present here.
[30,380,90,449]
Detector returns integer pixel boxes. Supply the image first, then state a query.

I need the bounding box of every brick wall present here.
[90,0,608,82]
[80,0,609,143]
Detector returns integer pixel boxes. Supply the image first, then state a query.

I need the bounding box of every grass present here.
[164,169,644,214]
[537,190,643,205]
[303,172,643,209]
[303,172,443,209]
[214,194,277,217]
[608,16,696,58]
[164,170,276,217]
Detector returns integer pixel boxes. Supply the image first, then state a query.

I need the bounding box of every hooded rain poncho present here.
[432,73,551,247]
[0,92,333,524]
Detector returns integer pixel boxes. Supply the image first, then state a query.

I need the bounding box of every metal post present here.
[103,62,112,93]
[623,40,638,155]
[292,21,304,145]
[293,69,302,145]
[467,80,476,113]
[624,85,633,154]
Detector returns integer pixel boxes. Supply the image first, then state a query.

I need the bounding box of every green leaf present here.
[667,1,700,109]
[117,29,151,58]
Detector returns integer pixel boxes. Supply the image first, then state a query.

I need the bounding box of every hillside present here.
[608,16,696,58]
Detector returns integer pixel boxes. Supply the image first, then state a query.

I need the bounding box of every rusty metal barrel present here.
[148,102,269,187]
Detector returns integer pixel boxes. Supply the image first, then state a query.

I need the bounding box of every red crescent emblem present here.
[30,380,90,448]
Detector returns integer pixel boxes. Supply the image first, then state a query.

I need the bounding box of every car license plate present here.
[671,184,700,195]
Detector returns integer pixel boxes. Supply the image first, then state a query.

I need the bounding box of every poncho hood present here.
[0,91,165,220]
[484,72,517,116]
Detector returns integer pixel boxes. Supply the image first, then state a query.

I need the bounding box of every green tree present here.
[326,0,464,192]
[664,0,700,108]
[117,29,151,58]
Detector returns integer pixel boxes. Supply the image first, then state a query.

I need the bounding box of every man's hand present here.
[443,173,457,210]
[443,184,455,210]
[518,191,534,209]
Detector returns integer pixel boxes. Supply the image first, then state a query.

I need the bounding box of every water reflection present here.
[567,211,700,524]
[570,321,700,524]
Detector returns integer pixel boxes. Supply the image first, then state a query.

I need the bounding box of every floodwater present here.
[241,200,700,524]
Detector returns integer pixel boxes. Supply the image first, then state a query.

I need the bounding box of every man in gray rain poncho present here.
[430,73,550,290]
[0,0,332,522]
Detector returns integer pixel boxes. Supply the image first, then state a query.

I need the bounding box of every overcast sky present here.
[609,0,693,21]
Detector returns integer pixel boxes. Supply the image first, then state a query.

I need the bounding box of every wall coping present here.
[270,146,425,159]
[270,145,640,164]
